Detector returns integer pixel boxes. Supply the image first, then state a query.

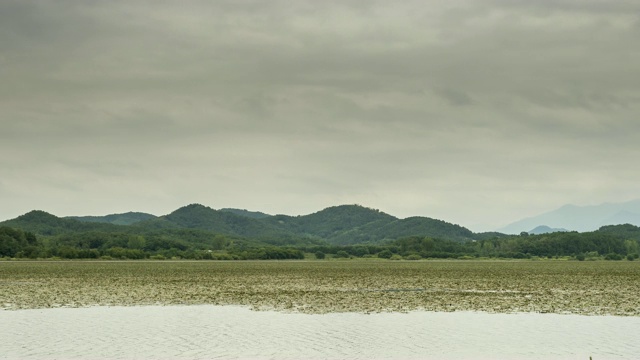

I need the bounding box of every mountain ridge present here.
[499,199,640,234]
[1,204,485,245]
[67,212,157,226]
[220,208,271,219]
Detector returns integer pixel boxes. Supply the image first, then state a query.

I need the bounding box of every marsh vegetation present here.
[1,260,638,316]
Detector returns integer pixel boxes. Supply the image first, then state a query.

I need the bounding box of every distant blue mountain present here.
[499,200,640,234]
[528,225,568,235]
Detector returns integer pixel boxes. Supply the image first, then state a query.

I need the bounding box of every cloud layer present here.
[2,0,639,230]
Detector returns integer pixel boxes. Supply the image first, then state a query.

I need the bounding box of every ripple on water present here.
[1,305,639,360]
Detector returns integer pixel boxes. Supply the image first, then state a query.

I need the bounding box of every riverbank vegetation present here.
[1,224,639,261]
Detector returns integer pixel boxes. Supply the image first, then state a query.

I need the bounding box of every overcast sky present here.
[2,0,639,231]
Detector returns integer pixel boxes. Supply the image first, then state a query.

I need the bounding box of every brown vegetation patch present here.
[1,260,638,315]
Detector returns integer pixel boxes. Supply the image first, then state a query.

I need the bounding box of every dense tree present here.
[0,227,37,257]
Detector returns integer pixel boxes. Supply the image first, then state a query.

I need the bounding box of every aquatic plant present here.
[1,261,638,315]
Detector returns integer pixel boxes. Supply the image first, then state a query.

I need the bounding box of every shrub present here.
[314,251,326,260]
[377,249,393,259]
[213,253,235,260]
[335,250,349,258]
[604,253,623,261]
[405,254,422,260]
[585,251,600,259]
[389,254,403,260]
[576,254,586,261]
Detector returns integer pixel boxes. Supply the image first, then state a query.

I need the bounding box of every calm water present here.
[2,305,638,359]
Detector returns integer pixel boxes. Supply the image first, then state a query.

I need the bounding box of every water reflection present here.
[2,305,638,359]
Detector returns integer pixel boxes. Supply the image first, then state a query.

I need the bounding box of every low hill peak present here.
[15,210,65,225]
[528,225,568,235]
[220,208,271,219]
[18,210,58,219]
[310,204,394,217]
[163,204,219,218]
[172,203,211,212]
[164,203,219,220]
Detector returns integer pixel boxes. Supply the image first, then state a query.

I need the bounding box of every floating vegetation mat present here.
[1,260,639,315]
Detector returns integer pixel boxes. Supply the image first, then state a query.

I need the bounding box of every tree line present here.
[1,225,639,261]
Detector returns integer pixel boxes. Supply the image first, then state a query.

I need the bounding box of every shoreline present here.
[2,303,637,319]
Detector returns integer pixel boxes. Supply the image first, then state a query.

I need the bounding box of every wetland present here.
[1,260,639,315]
[3,260,640,359]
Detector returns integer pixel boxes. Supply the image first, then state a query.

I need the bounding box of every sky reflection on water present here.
[2,305,639,360]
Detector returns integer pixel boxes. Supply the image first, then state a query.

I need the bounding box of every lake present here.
[2,305,638,359]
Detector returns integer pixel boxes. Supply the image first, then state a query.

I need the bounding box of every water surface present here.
[2,306,638,359]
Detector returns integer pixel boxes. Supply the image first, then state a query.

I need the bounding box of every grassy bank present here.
[1,260,638,315]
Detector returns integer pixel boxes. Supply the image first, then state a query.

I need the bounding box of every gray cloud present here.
[1,0,639,230]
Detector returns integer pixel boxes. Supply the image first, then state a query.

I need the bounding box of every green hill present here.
[220,208,271,219]
[293,205,397,238]
[328,216,475,245]
[141,204,483,245]
[1,204,492,248]
[0,209,308,255]
[258,204,479,245]
[138,204,311,242]
[2,210,122,236]
[67,212,157,225]
[3,205,639,261]
[162,204,270,238]
[259,205,396,241]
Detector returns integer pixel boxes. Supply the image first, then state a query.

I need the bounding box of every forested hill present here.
[257,204,484,244]
[2,206,640,261]
[220,208,271,219]
[260,205,397,241]
[1,204,484,245]
[327,216,477,244]
[3,210,125,236]
[136,204,298,240]
[67,212,157,225]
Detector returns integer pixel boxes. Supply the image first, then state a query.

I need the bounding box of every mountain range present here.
[4,200,640,245]
[499,199,640,234]
[1,204,494,246]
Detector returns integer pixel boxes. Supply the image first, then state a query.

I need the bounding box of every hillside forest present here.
[1,204,639,261]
